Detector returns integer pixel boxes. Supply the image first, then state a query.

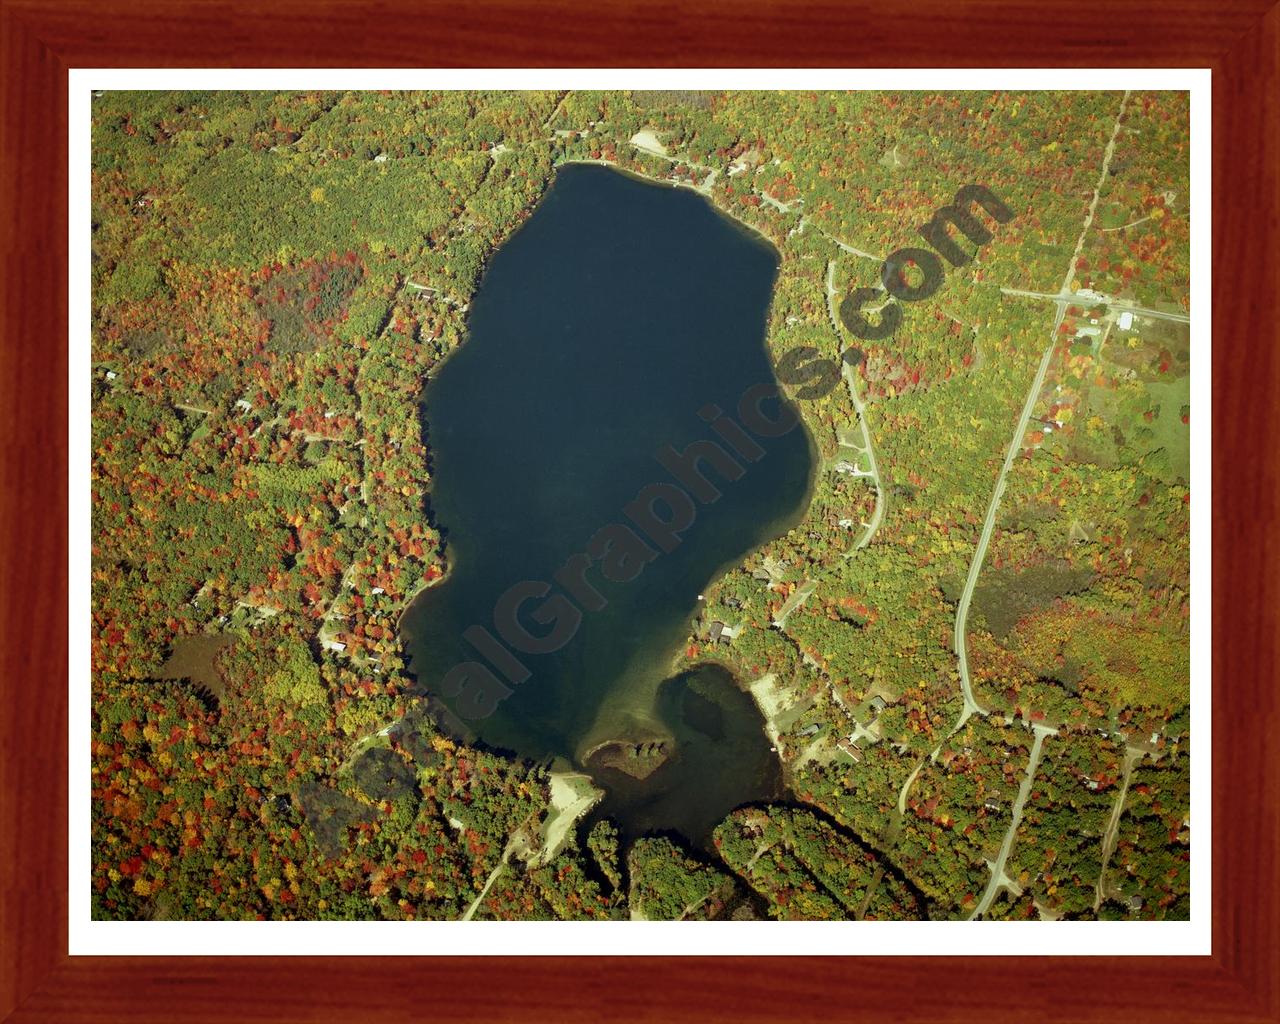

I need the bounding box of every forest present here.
[91,88,1191,921]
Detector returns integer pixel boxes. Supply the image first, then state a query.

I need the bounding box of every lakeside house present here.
[709,621,742,644]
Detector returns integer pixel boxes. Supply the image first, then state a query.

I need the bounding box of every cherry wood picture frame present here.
[2,2,1275,1020]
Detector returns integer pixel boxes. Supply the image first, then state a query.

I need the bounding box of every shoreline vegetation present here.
[91,89,1191,923]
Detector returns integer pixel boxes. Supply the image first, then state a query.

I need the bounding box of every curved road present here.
[968,722,1057,919]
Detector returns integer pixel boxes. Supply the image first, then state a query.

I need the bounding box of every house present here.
[727,148,764,177]
[837,737,864,763]
[984,799,1003,813]
[322,638,346,654]
[796,723,822,738]
[1118,311,1134,330]
[1128,895,1145,911]
[868,695,888,715]
[711,622,742,644]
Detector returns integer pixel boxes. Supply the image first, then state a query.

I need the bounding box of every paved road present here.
[951,90,1132,735]
[1000,287,1190,325]
[949,330,1058,729]
[968,722,1058,919]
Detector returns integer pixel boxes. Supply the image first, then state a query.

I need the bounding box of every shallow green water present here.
[401,164,812,839]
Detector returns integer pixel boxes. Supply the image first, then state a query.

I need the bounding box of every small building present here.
[1118,311,1134,330]
[1128,895,1145,912]
[322,638,346,654]
[868,695,888,715]
[984,799,1003,814]
[796,723,822,738]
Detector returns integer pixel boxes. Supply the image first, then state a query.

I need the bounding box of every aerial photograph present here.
[90,88,1191,922]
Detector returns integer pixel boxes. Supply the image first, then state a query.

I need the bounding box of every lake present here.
[401,164,814,844]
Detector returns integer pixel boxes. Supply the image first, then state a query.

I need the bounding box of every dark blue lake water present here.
[402,164,814,841]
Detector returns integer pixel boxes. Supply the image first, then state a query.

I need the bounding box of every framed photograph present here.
[1,3,1274,1021]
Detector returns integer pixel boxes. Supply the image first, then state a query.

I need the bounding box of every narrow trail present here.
[897,757,927,816]
[461,855,508,921]
[542,90,571,131]
[461,809,539,921]
[824,258,886,554]
[1094,746,1144,911]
